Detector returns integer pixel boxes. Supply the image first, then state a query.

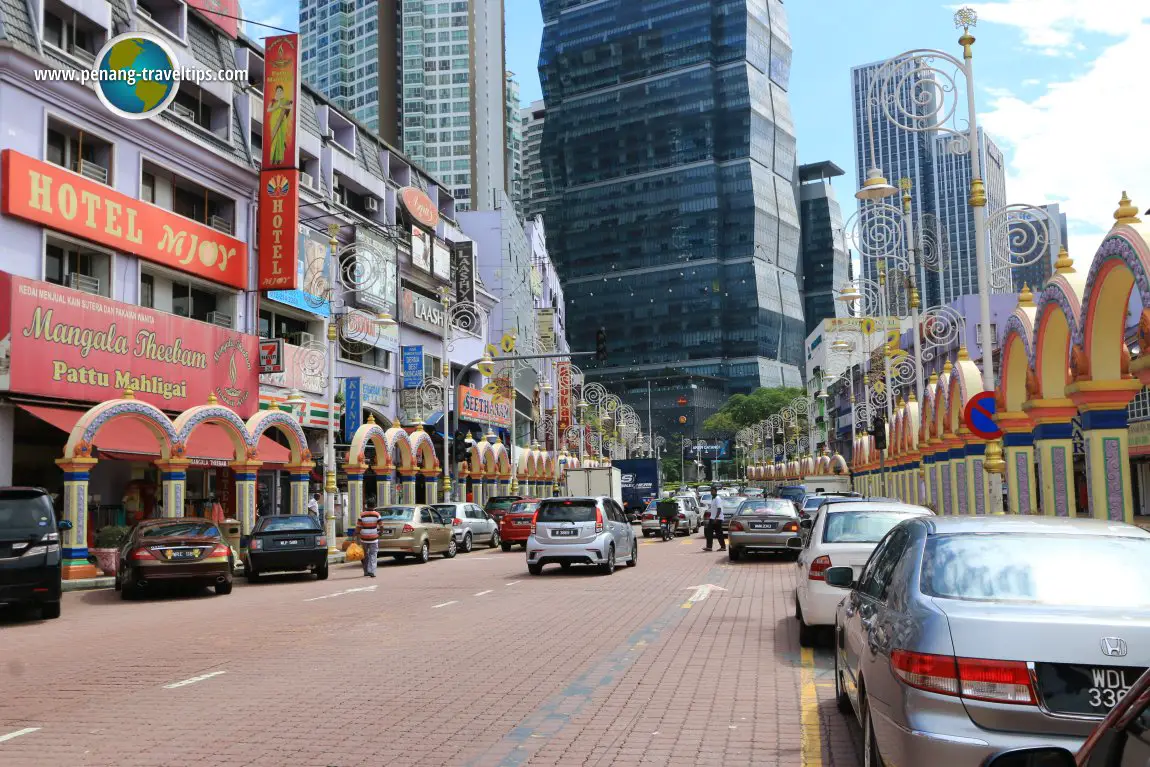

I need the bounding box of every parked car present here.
[0,487,71,619]
[794,501,933,646]
[433,502,500,552]
[244,514,328,581]
[374,506,458,563]
[707,496,745,533]
[526,497,637,576]
[639,497,699,537]
[743,488,765,498]
[499,499,540,551]
[698,490,713,511]
[483,495,523,523]
[117,519,234,599]
[984,666,1150,766]
[799,494,829,518]
[828,516,1150,767]
[726,498,802,561]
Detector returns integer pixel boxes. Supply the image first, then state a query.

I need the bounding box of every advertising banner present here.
[360,381,391,408]
[257,169,300,290]
[261,34,300,170]
[342,308,398,353]
[458,385,511,427]
[537,308,555,352]
[400,288,444,335]
[399,186,440,230]
[185,0,240,38]
[353,226,397,317]
[411,226,431,273]
[398,389,423,424]
[0,273,259,416]
[343,376,362,443]
[452,241,475,304]
[432,238,451,282]
[266,225,330,316]
[557,361,572,432]
[258,338,284,373]
[1,150,248,289]
[402,346,424,388]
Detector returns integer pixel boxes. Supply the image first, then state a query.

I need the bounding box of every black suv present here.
[0,487,72,619]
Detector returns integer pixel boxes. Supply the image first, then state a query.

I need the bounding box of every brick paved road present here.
[0,533,861,767]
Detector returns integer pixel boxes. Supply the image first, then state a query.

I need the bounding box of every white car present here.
[794,501,933,647]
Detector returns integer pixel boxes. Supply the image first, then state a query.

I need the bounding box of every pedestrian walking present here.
[703,496,726,552]
[357,502,382,577]
[307,491,321,518]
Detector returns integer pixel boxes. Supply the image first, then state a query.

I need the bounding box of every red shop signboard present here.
[0,273,260,417]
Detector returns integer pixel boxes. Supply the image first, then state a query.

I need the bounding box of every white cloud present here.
[972,3,1150,261]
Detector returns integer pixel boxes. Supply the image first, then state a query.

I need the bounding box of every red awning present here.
[19,405,291,467]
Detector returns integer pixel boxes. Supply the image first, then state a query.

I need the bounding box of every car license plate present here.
[551,529,577,537]
[1034,663,1145,716]
[380,528,394,535]
[279,539,301,546]
[750,522,776,530]
[514,520,529,525]
[165,549,196,560]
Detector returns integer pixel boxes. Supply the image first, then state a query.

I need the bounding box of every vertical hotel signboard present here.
[557,361,573,431]
[258,34,301,291]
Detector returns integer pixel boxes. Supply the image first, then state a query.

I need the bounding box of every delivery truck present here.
[613,459,661,521]
[563,466,623,506]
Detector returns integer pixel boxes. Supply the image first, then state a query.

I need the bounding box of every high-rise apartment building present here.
[519,100,548,222]
[539,0,805,427]
[301,0,507,212]
[798,162,851,336]
[506,73,524,218]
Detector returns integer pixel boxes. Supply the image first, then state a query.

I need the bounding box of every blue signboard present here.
[267,227,331,317]
[343,377,362,443]
[402,346,424,388]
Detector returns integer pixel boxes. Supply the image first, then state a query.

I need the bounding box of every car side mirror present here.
[823,566,855,589]
[800,519,812,530]
[982,747,1076,767]
[58,519,73,531]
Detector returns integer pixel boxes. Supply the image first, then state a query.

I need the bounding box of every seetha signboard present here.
[0,273,259,416]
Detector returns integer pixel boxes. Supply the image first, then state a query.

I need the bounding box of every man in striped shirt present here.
[357,504,382,577]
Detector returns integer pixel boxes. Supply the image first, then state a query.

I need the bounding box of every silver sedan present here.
[828,516,1150,766]
[726,498,802,561]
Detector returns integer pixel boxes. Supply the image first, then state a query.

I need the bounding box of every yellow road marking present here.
[800,647,823,766]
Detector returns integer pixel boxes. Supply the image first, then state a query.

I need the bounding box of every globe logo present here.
[93,32,180,120]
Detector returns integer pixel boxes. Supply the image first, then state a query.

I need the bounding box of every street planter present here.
[91,525,130,577]
[91,548,119,576]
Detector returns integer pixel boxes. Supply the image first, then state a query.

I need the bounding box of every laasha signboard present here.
[0,273,259,417]
[1,150,247,289]
[258,34,301,290]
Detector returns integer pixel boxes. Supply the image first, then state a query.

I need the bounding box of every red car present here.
[498,499,540,551]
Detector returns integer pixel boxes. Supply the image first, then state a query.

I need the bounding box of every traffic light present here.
[452,431,467,461]
[595,328,608,361]
[872,416,887,450]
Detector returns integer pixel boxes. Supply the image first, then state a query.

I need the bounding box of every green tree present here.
[660,455,681,485]
[702,386,808,437]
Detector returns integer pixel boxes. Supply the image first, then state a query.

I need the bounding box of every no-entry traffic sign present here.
[964,391,1003,440]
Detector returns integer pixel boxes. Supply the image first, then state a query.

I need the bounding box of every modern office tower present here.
[506,73,524,218]
[301,0,507,211]
[798,162,852,336]
[932,128,1008,303]
[1009,203,1069,293]
[540,0,805,428]
[519,99,548,222]
[851,58,938,314]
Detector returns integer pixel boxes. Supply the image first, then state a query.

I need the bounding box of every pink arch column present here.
[230,460,262,544]
[155,458,192,518]
[55,456,99,580]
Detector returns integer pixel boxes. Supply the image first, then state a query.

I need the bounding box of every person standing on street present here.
[357,502,381,577]
[308,492,321,519]
[703,497,726,552]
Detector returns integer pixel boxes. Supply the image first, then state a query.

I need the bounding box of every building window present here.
[45,238,112,297]
[46,118,112,185]
[341,343,392,371]
[143,160,235,233]
[171,281,218,322]
[141,171,155,203]
[259,308,316,345]
[42,1,105,63]
[140,273,155,307]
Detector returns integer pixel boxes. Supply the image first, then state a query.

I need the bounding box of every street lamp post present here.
[435,287,488,501]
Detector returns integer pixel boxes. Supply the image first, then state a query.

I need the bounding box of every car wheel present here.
[444,538,458,559]
[528,562,543,576]
[862,696,886,767]
[797,603,817,648]
[627,540,638,567]
[215,580,233,595]
[642,530,651,538]
[121,578,138,600]
[728,546,741,562]
[316,564,330,580]
[598,545,616,575]
[462,532,473,553]
[489,530,500,549]
[501,541,512,552]
[834,635,852,714]
[246,566,260,582]
[416,540,430,564]
[40,601,61,620]
[521,542,528,550]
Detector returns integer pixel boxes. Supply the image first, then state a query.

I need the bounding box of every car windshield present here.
[141,522,219,538]
[431,505,462,519]
[921,533,1150,607]
[778,488,804,502]
[802,497,825,511]
[737,500,796,517]
[699,492,712,502]
[536,500,597,523]
[487,500,516,511]
[257,516,321,533]
[377,507,415,520]
[509,501,540,515]
[823,511,921,543]
[0,493,55,533]
[718,498,744,510]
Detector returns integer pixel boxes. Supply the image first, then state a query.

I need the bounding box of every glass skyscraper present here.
[539,0,805,413]
[798,162,851,336]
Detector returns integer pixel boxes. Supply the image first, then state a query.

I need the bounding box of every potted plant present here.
[91,525,130,576]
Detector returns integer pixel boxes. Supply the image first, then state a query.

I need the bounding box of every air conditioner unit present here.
[300,171,314,189]
[67,273,100,295]
[324,128,336,141]
[73,159,108,184]
[206,311,232,328]
[208,215,234,235]
[283,331,315,347]
[171,102,195,122]
[364,196,379,213]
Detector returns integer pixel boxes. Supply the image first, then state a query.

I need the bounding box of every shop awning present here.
[19,405,292,467]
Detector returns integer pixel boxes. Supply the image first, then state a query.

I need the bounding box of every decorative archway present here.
[491,442,512,495]
[407,425,441,504]
[57,394,180,579]
[997,292,1039,514]
[385,422,417,503]
[247,408,313,520]
[947,351,987,516]
[1072,205,1150,522]
[347,417,394,536]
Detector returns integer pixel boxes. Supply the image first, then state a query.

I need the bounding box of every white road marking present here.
[432,600,458,609]
[163,671,226,689]
[0,728,40,743]
[474,590,493,596]
[505,581,521,586]
[681,583,727,608]
[304,585,377,602]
